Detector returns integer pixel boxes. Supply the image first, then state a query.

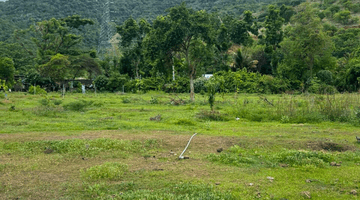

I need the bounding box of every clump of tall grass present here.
[33,96,63,117]
[81,162,128,180]
[273,150,334,168]
[196,110,229,121]
[232,94,360,124]
[207,145,335,168]
[63,100,94,112]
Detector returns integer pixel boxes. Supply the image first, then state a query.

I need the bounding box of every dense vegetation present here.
[1,0,360,98]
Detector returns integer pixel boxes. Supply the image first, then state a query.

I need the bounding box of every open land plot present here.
[0,92,359,199]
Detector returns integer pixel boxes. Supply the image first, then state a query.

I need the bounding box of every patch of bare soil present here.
[307,141,356,152]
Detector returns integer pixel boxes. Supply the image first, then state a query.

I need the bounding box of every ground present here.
[0,92,359,199]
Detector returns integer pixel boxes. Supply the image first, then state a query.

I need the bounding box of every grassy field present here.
[0,91,359,199]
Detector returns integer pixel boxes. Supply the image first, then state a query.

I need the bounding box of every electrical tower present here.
[98,0,115,57]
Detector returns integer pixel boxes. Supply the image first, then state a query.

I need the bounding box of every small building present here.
[203,74,213,79]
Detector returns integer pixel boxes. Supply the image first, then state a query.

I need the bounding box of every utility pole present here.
[98,0,114,58]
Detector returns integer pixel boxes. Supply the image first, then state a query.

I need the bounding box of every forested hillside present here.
[0,0,281,43]
[1,0,360,95]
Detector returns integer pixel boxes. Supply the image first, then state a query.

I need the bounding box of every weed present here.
[150,96,159,104]
[122,97,131,103]
[207,145,263,167]
[273,150,334,168]
[174,118,196,126]
[63,100,94,112]
[150,114,161,121]
[53,99,62,105]
[81,162,128,180]
[8,105,15,111]
[144,139,159,148]
[280,115,290,123]
[196,110,229,121]
[28,85,47,95]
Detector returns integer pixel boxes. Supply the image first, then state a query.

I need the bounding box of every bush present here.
[28,85,47,95]
[308,78,337,94]
[194,77,208,93]
[213,70,288,94]
[81,162,128,180]
[107,73,129,92]
[163,76,189,93]
[142,77,165,92]
[94,75,109,91]
[63,100,93,112]
[334,10,352,24]
[150,96,159,104]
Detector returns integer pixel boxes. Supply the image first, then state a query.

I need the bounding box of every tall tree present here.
[17,16,99,84]
[277,3,336,88]
[146,3,214,101]
[264,5,284,52]
[117,17,151,79]
[0,57,15,87]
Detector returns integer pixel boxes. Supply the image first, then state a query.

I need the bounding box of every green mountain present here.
[0,0,282,46]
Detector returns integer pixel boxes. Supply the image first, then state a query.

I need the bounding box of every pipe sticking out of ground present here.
[179,133,197,159]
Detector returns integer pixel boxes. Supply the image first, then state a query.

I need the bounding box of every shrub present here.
[94,75,109,91]
[334,10,352,24]
[34,97,63,117]
[163,76,189,93]
[142,77,165,92]
[28,85,47,95]
[63,100,93,112]
[150,96,159,104]
[81,162,128,180]
[194,77,208,93]
[53,99,62,105]
[107,73,129,92]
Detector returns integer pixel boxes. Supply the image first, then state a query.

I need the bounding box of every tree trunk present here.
[186,49,195,102]
[190,74,194,101]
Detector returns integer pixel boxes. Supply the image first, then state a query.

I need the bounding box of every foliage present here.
[208,145,335,168]
[94,75,109,91]
[63,100,94,112]
[277,3,336,89]
[81,162,128,180]
[274,150,334,167]
[205,78,218,111]
[28,85,47,95]
[212,70,288,94]
[264,5,284,52]
[0,57,15,87]
[107,73,129,92]
[38,54,71,82]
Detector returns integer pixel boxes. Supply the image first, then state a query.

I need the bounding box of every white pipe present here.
[179,133,197,159]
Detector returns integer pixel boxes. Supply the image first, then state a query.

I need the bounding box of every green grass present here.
[0,92,359,199]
